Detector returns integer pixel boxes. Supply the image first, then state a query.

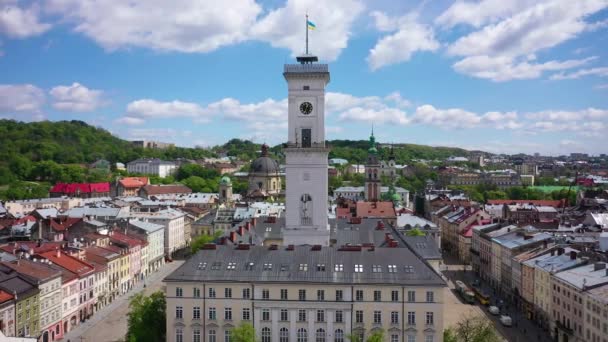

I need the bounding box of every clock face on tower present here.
[299,102,313,115]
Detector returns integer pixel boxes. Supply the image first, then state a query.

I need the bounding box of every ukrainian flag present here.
[307,20,316,30]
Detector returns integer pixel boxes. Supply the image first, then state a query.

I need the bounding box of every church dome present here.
[251,144,280,174]
[220,176,232,185]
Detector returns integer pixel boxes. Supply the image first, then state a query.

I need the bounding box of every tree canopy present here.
[443,315,501,342]
[126,291,166,342]
[229,322,258,342]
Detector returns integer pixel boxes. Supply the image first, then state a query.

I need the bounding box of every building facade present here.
[126,158,177,178]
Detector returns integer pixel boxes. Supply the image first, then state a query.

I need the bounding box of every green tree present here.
[230,322,258,342]
[125,291,166,342]
[366,330,384,342]
[443,315,501,342]
[191,231,223,254]
[406,228,426,237]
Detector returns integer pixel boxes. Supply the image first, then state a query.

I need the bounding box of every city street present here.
[62,261,184,342]
[442,254,552,342]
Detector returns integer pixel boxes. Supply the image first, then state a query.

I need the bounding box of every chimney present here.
[594,262,606,271]
[551,249,555,256]
[251,217,257,226]
[238,226,244,236]
[557,247,565,256]
[570,251,577,260]
[245,222,251,230]
[56,249,60,258]
[376,220,385,230]
[543,240,548,249]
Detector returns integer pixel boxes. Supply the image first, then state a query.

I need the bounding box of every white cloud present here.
[207,97,287,121]
[44,0,363,60]
[526,108,608,121]
[114,116,145,125]
[435,0,537,28]
[550,67,608,80]
[445,0,608,81]
[50,82,104,112]
[45,0,262,53]
[453,55,594,82]
[0,83,45,114]
[367,12,439,70]
[126,99,210,122]
[595,84,608,90]
[251,0,364,61]
[412,105,481,128]
[447,1,606,59]
[0,2,51,38]
[338,107,410,125]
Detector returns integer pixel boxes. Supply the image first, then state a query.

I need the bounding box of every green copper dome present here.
[220,176,232,185]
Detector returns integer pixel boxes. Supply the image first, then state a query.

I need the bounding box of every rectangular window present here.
[391,311,399,324]
[336,310,343,323]
[299,289,306,301]
[176,328,183,342]
[225,331,231,342]
[356,310,364,323]
[392,290,399,302]
[193,287,200,298]
[372,265,382,273]
[301,128,311,148]
[227,262,236,270]
[225,308,232,320]
[280,309,289,321]
[225,288,232,298]
[374,290,381,302]
[262,309,270,321]
[391,334,399,342]
[408,312,416,325]
[242,308,250,320]
[298,309,307,322]
[374,311,382,324]
[245,262,254,270]
[193,306,201,320]
[242,288,250,299]
[408,291,416,302]
[299,264,308,271]
[176,287,183,297]
[406,336,415,342]
[335,264,344,272]
[208,307,216,320]
[317,310,325,322]
[209,288,216,298]
[356,290,364,301]
[355,264,363,273]
[281,289,288,300]
[264,263,272,270]
[193,328,201,342]
[425,335,434,342]
[426,291,434,303]
[336,290,344,301]
[317,290,325,301]
[262,289,270,300]
[426,312,434,325]
[176,306,183,319]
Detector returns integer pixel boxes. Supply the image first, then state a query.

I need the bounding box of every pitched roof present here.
[50,182,110,194]
[0,289,13,304]
[119,177,149,188]
[39,251,95,277]
[356,201,396,218]
[487,199,564,207]
[164,245,446,286]
[1,259,61,282]
[48,217,83,231]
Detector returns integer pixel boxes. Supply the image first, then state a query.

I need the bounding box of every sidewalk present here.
[62,261,184,341]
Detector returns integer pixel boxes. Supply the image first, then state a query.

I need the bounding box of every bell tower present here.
[282,34,331,246]
[365,129,381,201]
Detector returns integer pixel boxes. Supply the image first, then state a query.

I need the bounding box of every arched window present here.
[316,328,326,342]
[300,194,312,225]
[280,328,289,342]
[262,327,272,342]
[334,329,344,342]
[297,328,308,342]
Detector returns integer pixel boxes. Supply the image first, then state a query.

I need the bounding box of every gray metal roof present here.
[400,235,442,260]
[164,245,445,286]
[129,219,165,233]
[333,218,396,247]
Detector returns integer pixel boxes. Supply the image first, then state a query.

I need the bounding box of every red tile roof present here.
[39,250,94,277]
[119,177,149,188]
[1,259,61,281]
[50,182,110,194]
[0,241,63,255]
[110,231,144,248]
[0,289,13,303]
[356,201,396,218]
[48,217,83,231]
[461,225,473,237]
[487,199,564,208]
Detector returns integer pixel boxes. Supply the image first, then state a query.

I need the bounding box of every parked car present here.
[500,315,512,327]
[489,306,500,315]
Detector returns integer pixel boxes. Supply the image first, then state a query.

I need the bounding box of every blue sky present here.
[1,0,607,155]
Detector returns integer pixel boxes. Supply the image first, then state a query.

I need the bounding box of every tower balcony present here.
[284,64,329,73]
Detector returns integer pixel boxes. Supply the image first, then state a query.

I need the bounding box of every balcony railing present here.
[284,64,329,73]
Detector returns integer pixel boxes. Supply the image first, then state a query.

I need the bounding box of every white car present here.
[488,306,500,315]
[500,315,512,327]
